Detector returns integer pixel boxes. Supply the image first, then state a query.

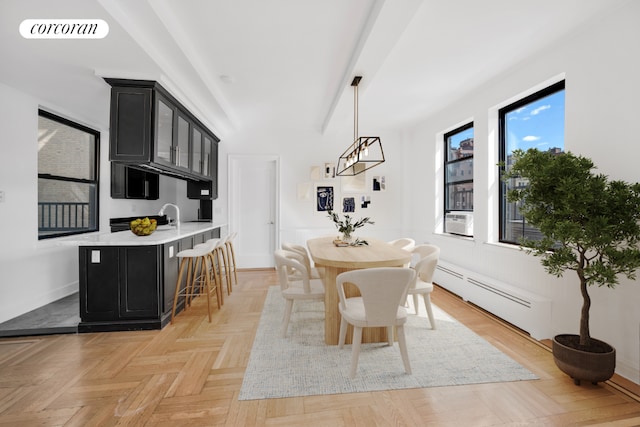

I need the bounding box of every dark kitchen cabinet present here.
[105,78,219,182]
[78,228,219,332]
[79,246,159,324]
[186,140,218,200]
[111,163,159,200]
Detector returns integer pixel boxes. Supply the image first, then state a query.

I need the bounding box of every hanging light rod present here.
[336,76,384,176]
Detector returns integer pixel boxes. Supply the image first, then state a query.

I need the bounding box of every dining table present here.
[307,235,412,345]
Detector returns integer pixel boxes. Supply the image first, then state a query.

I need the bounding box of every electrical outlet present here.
[0,190,5,203]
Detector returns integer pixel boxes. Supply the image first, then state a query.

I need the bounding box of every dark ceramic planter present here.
[552,334,616,385]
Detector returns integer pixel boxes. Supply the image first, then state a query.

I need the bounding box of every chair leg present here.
[185,257,195,307]
[349,326,363,378]
[221,244,232,295]
[412,294,420,315]
[423,293,436,329]
[387,326,394,346]
[396,324,412,374]
[213,247,225,305]
[226,240,238,288]
[170,258,188,324]
[338,317,348,349]
[208,253,221,309]
[203,256,212,322]
[281,299,294,338]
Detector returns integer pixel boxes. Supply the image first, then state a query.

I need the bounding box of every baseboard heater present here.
[433,260,551,340]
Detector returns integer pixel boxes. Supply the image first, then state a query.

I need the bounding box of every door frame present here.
[227,154,280,268]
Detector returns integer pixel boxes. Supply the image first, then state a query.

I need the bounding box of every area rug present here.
[239,286,538,400]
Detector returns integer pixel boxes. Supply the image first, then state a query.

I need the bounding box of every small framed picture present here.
[342,197,355,213]
[372,176,385,191]
[324,163,335,179]
[316,185,334,211]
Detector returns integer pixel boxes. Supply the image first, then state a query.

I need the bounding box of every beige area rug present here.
[239,286,538,400]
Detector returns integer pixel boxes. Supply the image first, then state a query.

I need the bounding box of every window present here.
[38,110,99,239]
[444,122,474,233]
[499,81,565,244]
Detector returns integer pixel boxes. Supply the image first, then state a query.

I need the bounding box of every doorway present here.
[228,155,279,268]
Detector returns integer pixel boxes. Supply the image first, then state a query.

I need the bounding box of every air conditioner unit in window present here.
[445,212,473,236]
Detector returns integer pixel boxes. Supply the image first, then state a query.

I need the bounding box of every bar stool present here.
[225,231,238,289]
[196,236,233,296]
[194,238,226,305]
[216,237,233,295]
[170,239,220,324]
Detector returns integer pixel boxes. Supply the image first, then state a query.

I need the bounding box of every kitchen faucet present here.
[158,203,180,228]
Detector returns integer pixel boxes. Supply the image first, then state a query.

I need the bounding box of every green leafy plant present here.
[503,148,640,349]
[327,210,374,241]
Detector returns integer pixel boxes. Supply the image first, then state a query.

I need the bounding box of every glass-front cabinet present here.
[203,135,213,177]
[105,78,219,183]
[191,127,203,175]
[155,94,191,173]
[176,113,190,170]
[155,96,174,166]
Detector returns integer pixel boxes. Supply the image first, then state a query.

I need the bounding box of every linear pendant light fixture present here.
[336,76,384,176]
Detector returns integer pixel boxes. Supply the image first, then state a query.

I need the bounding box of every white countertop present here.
[57,221,227,246]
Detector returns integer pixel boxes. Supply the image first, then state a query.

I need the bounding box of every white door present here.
[228,155,278,268]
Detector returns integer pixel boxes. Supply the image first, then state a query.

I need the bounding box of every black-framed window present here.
[444,122,474,233]
[38,110,99,239]
[499,81,565,244]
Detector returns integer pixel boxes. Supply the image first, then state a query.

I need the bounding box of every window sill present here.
[433,231,475,242]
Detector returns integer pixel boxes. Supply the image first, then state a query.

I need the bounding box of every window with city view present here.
[38,110,99,239]
[499,80,565,244]
[444,122,474,234]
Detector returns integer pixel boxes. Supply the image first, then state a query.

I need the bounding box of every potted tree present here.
[503,148,640,385]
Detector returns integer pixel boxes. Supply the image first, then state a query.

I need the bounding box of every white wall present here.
[403,2,640,382]
[0,82,92,323]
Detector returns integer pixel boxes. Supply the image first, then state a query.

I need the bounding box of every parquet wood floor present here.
[1,269,639,426]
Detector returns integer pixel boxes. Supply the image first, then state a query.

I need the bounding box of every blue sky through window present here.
[505,90,565,154]
[448,127,474,150]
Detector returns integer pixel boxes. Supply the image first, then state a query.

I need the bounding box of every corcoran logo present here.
[20,19,109,39]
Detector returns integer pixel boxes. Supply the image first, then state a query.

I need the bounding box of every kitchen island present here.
[59,221,226,332]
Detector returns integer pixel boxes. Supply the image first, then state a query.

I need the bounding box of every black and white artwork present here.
[316,186,334,211]
[361,195,371,208]
[373,176,385,191]
[343,197,355,213]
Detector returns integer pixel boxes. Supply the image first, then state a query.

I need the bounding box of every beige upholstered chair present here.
[281,242,323,280]
[388,238,416,252]
[409,244,440,329]
[388,238,415,267]
[336,267,416,378]
[274,249,325,338]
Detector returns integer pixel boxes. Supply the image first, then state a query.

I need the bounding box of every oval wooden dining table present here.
[307,236,412,345]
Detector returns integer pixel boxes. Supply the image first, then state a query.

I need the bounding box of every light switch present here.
[91,250,100,263]
[200,189,210,196]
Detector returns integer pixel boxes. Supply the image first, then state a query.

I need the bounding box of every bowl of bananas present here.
[130,217,158,236]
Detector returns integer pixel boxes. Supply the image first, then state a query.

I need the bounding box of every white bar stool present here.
[170,239,221,323]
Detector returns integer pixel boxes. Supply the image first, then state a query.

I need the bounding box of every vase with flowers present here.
[328,210,374,245]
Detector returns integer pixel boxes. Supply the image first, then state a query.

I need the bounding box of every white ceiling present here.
[0,0,629,140]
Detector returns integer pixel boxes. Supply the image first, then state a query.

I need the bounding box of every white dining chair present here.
[409,244,440,329]
[281,242,324,280]
[274,249,325,338]
[388,238,416,252]
[336,267,416,378]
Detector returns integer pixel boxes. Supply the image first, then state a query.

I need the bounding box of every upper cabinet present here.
[105,78,219,188]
